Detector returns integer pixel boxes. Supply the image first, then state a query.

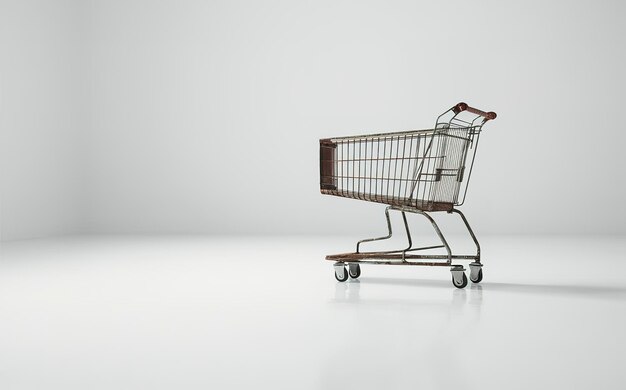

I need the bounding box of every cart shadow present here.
[479,281,626,300]
[359,277,626,301]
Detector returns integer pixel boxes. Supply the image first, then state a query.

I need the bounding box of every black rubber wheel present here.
[335,267,348,282]
[348,264,361,279]
[452,273,468,289]
[470,269,483,283]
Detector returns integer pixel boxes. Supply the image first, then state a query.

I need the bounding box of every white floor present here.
[1,235,625,389]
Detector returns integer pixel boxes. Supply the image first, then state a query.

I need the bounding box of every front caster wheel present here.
[348,264,361,279]
[334,264,348,282]
[469,262,483,284]
[452,273,468,289]
[470,269,483,283]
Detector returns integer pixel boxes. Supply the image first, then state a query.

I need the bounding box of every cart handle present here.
[453,102,497,121]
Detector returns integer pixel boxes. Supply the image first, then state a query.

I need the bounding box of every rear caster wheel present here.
[334,264,348,282]
[452,273,468,289]
[348,264,361,279]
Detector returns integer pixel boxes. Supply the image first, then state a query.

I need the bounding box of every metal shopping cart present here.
[319,102,497,288]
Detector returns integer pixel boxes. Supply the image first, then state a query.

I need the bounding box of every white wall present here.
[0,0,87,241]
[2,0,625,240]
[86,0,626,236]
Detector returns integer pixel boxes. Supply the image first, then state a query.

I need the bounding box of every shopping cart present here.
[319,102,497,288]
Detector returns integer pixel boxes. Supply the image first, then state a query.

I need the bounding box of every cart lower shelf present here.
[326,252,478,265]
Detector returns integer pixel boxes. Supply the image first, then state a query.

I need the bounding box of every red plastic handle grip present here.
[453,102,497,121]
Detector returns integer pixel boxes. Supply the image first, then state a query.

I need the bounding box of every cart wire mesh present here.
[320,124,482,212]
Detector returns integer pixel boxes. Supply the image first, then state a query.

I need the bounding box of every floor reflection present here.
[468,284,483,307]
[341,276,626,301]
[333,277,484,317]
[334,279,361,302]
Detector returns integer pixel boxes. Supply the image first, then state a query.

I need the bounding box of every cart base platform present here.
[326,252,479,265]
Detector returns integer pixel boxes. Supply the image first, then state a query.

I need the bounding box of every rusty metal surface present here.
[325,252,478,263]
[319,139,337,190]
[320,189,454,212]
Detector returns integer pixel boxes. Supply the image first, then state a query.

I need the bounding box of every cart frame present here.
[320,102,496,288]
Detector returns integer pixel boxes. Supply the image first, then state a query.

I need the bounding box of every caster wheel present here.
[452,273,468,289]
[334,265,348,282]
[470,269,483,283]
[348,264,361,279]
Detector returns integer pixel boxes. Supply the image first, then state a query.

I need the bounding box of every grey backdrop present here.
[2,0,625,241]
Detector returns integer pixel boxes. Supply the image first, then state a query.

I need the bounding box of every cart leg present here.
[400,211,413,252]
[450,208,481,262]
[356,206,392,253]
[450,208,482,283]
[412,210,452,264]
[356,206,412,253]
